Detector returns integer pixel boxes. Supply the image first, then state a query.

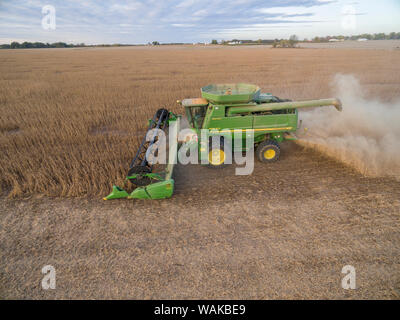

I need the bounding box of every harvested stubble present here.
[1,46,399,197]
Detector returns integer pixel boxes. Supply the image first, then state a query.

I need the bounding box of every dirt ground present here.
[1,142,399,299]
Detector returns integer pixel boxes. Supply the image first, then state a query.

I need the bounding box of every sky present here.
[0,0,399,44]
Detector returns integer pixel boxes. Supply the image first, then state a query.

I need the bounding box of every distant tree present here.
[288,34,298,47]
[374,33,386,40]
[52,42,68,48]
[1,41,84,49]
[288,34,299,48]
[32,42,44,48]
[21,42,33,48]
[211,39,218,45]
[152,41,160,45]
[271,35,300,48]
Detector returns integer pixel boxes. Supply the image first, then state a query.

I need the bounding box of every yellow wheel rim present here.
[264,149,276,160]
[209,149,225,165]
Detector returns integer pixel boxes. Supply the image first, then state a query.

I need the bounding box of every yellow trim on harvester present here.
[208,149,226,165]
[264,149,276,159]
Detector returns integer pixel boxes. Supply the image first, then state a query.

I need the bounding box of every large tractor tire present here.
[256,140,280,163]
[208,137,231,169]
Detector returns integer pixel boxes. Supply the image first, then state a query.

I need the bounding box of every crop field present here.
[1,45,400,299]
[1,46,400,197]
[298,39,400,50]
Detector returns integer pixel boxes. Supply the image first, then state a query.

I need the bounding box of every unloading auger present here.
[104,83,342,200]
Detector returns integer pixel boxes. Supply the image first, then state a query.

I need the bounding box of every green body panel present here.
[270,132,284,143]
[201,83,260,104]
[103,186,129,200]
[126,173,163,181]
[168,111,178,122]
[189,102,298,141]
[207,109,298,133]
[129,179,174,199]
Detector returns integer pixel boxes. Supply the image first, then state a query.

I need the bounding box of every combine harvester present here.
[104,83,342,200]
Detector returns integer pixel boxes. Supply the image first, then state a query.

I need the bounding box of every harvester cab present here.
[104,83,342,200]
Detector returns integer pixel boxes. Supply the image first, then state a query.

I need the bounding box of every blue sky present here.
[0,0,399,44]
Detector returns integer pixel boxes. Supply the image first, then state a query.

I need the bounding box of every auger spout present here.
[227,98,342,116]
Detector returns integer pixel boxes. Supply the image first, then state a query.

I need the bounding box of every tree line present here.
[310,32,400,42]
[2,32,399,49]
[211,32,400,46]
[0,42,134,49]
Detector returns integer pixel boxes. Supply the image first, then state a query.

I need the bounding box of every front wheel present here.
[256,140,280,163]
[208,138,231,169]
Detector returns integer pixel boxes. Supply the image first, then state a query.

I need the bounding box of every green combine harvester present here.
[104,83,342,200]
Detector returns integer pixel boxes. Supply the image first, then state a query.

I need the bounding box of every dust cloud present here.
[297,74,400,179]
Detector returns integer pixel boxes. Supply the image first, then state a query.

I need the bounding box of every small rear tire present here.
[256,140,280,163]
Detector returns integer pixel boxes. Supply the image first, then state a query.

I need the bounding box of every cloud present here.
[284,13,314,17]
[171,23,196,27]
[175,0,197,8]
[259,6,315,15]
[192,9,208,17]
[110,3,142,13]
[0,0,391,44]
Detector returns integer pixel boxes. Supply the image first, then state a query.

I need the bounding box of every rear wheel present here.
[256,140,280,163]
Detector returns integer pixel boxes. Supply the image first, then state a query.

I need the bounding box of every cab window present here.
[190,106,207,128]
